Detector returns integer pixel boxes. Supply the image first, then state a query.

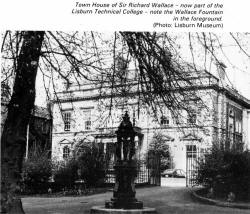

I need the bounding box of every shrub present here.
[196,147,250,201]
[53,158,78,191]
[21,147,52,194]
[53,141,106,190]
[76,141,105,187]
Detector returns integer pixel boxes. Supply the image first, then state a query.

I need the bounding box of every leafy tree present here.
[147,132,171,171]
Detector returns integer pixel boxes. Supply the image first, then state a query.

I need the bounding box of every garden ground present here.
[22,186,249,214]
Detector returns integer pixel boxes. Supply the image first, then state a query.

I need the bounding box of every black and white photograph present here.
[1,31,250,213]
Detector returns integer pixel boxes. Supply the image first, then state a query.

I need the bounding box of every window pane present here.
[160,116,169,126]
[63,146,70,159]
[63,112,71,131]
[83,110,92,130]
[186,145,197,158]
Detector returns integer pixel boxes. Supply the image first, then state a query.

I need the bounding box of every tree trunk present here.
[1,31,45,213]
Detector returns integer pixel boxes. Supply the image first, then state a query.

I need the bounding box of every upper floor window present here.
[175,113,181,125]
[227,105,243,137]
[160,108,170,126]
[63,146,70,159]
[85,120,91,130]
[63,112,71,131]
[187,112,197,124]
[229,109,235,117]
[160,116,169,126]
[83,109,92,130]
[235,120,242,134]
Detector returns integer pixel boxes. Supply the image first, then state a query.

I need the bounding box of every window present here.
[175,114,181,125]
[238,122,242,134]
[229,109,234,117]
[227,104,243,150]
[229,124,234,142]
[83,109,92,130]
[160,108,170,126]
[186,145,197,158]
[160,116,169,126]
[63,146,70,159]
[235,120,242,134]
[63,112,71,131]
[187,112,197,124]
[85,120,91,130]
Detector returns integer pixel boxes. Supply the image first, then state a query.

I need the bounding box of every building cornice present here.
[53,84,220,104]
[54,83,250,109]
[218,87,250,109]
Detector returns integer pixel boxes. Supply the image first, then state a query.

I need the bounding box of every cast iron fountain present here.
[91,112,156,213]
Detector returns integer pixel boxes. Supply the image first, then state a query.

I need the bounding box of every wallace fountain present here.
[91,112,156,213]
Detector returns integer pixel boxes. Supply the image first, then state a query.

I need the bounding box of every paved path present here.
[161,177,186,187]
[22,187,249,214]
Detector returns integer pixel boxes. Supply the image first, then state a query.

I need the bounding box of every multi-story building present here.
[51,68,250,171]
[26,105,53,156]
[1,83,52,157]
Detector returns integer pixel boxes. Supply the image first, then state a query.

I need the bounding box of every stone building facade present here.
[51,71,250,171]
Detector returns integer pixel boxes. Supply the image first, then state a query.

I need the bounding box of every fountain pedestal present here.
[105,161,143,209]
[90,112,156,214]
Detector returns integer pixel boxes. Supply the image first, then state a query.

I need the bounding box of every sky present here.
[173,33,250,99]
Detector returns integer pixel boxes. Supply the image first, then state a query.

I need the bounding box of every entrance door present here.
[186,145,197,187]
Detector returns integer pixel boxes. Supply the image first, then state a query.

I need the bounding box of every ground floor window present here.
[186,145,197,158]
[63,146,70,159]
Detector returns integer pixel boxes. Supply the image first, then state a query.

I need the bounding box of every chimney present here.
[216,61,227,86]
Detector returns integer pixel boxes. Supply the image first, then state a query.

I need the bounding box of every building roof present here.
[54,69,250,109]
[221,86,250,108]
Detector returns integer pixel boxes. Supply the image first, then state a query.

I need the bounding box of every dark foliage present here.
[53,158,78,191]
[21,147,52,194]
[196,147,250,201]
[76,141,106,187]
[53,141,105,190]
